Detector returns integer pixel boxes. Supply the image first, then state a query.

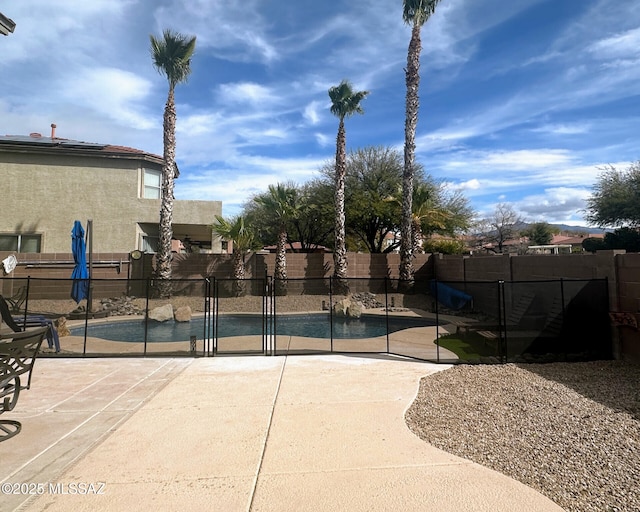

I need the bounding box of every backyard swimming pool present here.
[70,314,439,342]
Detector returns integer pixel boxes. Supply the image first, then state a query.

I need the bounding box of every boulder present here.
[333,298,350,317]
[347,300,363,318]
[148,303,174,322]
[333,297,364,318]
[174,305,192,323]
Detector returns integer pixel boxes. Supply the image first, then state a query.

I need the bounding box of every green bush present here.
[423,238,465,255]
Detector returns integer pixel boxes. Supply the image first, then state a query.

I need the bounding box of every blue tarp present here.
[430,281,472,310]
[71,220,89,303]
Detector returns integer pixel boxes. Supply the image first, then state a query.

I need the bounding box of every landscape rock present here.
[99,296,144,316]
[347,300,363,318]
[174,305,192,322]
[148,303,174,322]
[333,298,350,317]
[333,297,364,318]
[350,292,384,309]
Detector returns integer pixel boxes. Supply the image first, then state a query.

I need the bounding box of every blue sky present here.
[1,0,638,227]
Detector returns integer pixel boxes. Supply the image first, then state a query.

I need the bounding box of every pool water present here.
[70,314,438,343]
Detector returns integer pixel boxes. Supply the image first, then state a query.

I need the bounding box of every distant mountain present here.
[472,222,609,238]
[549,224,609,235]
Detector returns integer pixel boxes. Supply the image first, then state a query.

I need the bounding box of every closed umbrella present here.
[71,220,89,303]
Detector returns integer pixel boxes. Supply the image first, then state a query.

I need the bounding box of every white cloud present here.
[153,0,279,63]
[314,133,331,147]
[218,82,276,106]
[517,187,592,222]
[60,68,154,129]
[532,123,591,135]
[303,101,323,125]
[589,27,640,59]
[479,150,574,169]
[446,178,481,191]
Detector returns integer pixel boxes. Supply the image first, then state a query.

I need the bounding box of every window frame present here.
[142,168,162,199]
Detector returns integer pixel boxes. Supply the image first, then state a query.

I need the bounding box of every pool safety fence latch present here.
[190,336,197,355]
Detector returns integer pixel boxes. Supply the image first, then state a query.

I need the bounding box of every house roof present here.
[0,133,164,165]
[551,233,605,245]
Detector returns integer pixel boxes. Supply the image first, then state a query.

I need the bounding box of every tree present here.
[210,215,255,280]
[150,29,196,295]
[484,203,522,253]
[400,0,442,283]
[410,180,473,252]
[318,146,473,254]
[328,79,369,280]
[339,146,404,253]
[582,237,607,253]
[253,183,299,283]
[244,181,334,252]
[603,227,640,252]
[423,238,466,255]
[586,161,640,228]
[522,222,554,246]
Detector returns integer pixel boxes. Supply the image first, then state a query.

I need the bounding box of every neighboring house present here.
[550,233,605,253]
[0,129,222,253]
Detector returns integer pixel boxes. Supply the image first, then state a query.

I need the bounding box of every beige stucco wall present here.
[0,150,221,252]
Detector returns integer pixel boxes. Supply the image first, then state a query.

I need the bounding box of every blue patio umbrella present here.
[71,220,89,303]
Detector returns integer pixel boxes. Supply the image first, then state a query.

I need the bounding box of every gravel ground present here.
[25,292,431,316]
[405,361,640,512]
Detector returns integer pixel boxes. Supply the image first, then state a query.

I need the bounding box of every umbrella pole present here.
[87,219,93,313]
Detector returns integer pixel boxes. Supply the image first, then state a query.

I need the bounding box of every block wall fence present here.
[1,250,638,361]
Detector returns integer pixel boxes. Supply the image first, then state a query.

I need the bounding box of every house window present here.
[142,236,158,253]
[0,234,42,253]
[143,169,161,199]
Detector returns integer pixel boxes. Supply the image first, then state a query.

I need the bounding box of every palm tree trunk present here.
[274,225,288,295]
[334,119,348,280]
[412,217,424,254]
[232,250,246,296]
[275,225,287,281]
[157,86,176,296]
[401,23,422,283]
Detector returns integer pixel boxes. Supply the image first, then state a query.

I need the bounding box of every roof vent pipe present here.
[29,132,42,138]
[50,123,57,138]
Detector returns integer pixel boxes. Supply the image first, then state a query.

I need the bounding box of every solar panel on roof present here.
[59,141,105,149]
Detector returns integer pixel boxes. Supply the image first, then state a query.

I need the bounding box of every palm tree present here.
[211,215,255,295]
[150,29,196,296]
[410,182,450,253]
[400,0,441,282]
[328,79,369,280]
[254,183,298,288]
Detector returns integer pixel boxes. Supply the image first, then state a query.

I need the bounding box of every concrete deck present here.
[1,355,563,512]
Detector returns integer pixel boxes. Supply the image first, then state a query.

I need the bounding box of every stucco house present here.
[0,128,222,254]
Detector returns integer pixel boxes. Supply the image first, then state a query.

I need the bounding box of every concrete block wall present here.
[464,254,511,282]
[613,253,640,361]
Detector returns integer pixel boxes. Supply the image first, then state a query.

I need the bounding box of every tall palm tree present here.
[254,183,298,286]
[211,215,255,296]
[400,0,441,282]
[150,29,196,296]
[328,79,369,280]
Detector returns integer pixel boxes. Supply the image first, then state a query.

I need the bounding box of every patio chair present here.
[0,326,49,441]
[5,286,27,312]
[0,295,60,352]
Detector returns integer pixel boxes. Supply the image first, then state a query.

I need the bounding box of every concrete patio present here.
[1,355,563,511]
